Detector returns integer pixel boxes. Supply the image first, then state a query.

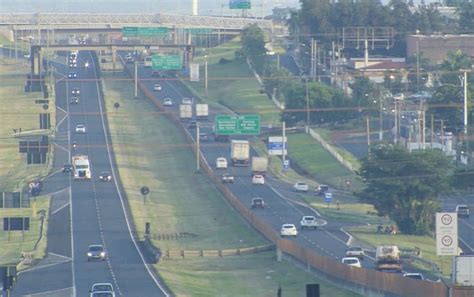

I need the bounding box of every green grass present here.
[185,38,281,126]
[346,225,451,276]
[159,252,362,297]
[287,133,360,189]
[0,60,55,191]
[0,197,50,265]
[102,71,361,297]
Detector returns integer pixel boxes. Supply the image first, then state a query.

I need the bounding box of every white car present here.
[293,182,309,192]
[403,272,424,280]
[341,257,361,268]
[345,246,365,259]
[216,157,228,169]
[280,224,297,237]
[163,98,173,106]
[89,283,115,297]
[153,84,162,91]
[300,216,318,229]
[182,97,192,105]
[252,174,265,185]
[75,124,86,133]
[456,205,470,218]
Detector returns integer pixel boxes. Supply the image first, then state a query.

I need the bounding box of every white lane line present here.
[57,105,67,114]
[18,258,71,275]
[65,58,77,297]
[90,52,170,297]
[44,186,70,197]
[459,237,474,252]
[48,252,73,261]
[53,142,70,153]
[51,202,71,215]
[23,286,73,296]
[56,112,68,129]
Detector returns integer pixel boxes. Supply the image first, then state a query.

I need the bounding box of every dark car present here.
[315,185,329,196]
[29,180,43,197]
[87,245,106,261]
[71,88,80,95]
[67,72,77,79]
[188,121,197,129]
[199,132,208,141]
[151,70,161,78]
[70,97,79,105]
[62,164,73,173]
[221,173,234,183]
[251,197,265,209]
[99,171,112,182]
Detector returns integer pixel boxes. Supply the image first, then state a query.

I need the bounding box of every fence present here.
[162,244,274,259]
[309,127,355,172]
[124,62,472,297]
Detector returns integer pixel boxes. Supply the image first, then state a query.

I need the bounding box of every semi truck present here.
[453,254,474,286]
[251,157,268,175]
[231,140,250,166]
[179,104,192,120]
[195,104,209,120]
[72,155,91,179]
[375,245,402,272]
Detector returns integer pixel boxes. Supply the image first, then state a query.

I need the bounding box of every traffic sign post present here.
[268,136,288,156]
[152,55,182,70]
[436,212,458,256]
[283,160,290,171]
[324,192,332,207]
[215,115,260,135]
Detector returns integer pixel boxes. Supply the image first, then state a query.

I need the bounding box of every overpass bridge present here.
[0,13,273,31]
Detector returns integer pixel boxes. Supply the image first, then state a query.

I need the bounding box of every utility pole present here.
[367,115,371,158]
[431,114,434,149]
[305,78,310,134]
[379,98,383,141]
[416,36,420,92]
[204,55,208,96]
[282,121,286,164]
[394,100,398,144]
[134,61,138,97]
[196,122,200,171]
[310,38,315,81]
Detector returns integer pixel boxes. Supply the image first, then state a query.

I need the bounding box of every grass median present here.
[0,57,53,266]
[102,71,361,297]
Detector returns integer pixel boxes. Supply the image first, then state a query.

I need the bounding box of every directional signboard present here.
[436,212,458,256]
[152,55,182,70]
[229,0,251,9]
[268,136,288,156]
[122,27,169,37]
[215,115,260,135]
[324,192,333,203]
[184,28,213,34]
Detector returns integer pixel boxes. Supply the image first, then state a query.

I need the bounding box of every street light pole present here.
[134,61,138,98]
[204,55,208,96]
[305,78,310,134]
[379,98,383,141]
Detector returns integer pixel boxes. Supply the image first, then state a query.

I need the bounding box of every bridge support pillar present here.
[25,45,45,92]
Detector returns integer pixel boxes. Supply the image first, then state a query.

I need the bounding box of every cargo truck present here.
[231,140,250,166]
[375,245,402,272]
[453,254,474,286]
[195,104,209,120]
[251,157,268,175]
[179,104,192,120]
[72,155,91,179]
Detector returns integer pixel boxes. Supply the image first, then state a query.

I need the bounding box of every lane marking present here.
[23,286,73,297]
[53,142,70,153]
[90,52,170,297]
[51,202,71,215]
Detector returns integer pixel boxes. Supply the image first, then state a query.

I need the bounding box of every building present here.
[407,35,474,64]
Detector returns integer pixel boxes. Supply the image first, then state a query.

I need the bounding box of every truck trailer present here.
[231,140,250,166]
[72,155,91,179]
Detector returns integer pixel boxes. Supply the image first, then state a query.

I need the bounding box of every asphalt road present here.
[121,55,376,270]
[11,52,169,296]
[443,193,474,253]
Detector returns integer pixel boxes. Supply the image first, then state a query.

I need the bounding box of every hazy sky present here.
[0,0,300,15]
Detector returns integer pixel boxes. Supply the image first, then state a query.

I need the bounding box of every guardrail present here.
[121,61,472,297]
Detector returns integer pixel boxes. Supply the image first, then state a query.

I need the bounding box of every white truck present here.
[251,157,268,176]
[375,245,402,272]
[179,104,192,120]
[453,254,474,286]
[72,155,91,179]
[195,104,208,120]
[231,140,250,166]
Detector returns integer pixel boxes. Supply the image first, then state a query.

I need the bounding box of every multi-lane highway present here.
[122,56,373,268]
[12,51,169,296]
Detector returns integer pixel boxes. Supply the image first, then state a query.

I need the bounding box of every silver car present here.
[87,245,107,261]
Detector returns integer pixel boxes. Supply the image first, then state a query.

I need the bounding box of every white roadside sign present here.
[190,63,200,82]
[436,212,458,256]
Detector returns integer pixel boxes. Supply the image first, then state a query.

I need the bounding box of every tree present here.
[429,84,463,133]
[350,76,377,109]
[440,50,472,85]
[458,2,474,33]
[240,24,266,73]
[357,145,453,234]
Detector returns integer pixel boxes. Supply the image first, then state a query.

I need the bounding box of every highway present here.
[122,55,375,269]
[443,193,474,253]
[12,51,169,296]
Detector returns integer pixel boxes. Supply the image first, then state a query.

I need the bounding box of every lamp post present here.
[204,55,208,96]
[416,30,420,92]
[305,77,310,134]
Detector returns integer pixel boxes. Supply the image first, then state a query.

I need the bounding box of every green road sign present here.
[215,115,260,135]
[122,27,169,37]
[152,54,182,70]
[229,0,251,9]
